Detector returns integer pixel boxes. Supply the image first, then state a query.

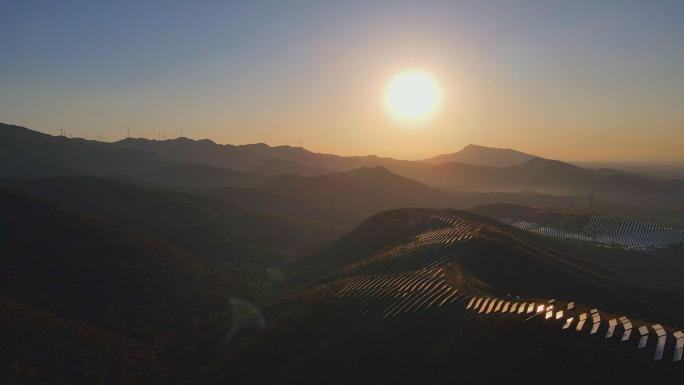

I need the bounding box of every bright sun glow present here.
[384,69,443,124]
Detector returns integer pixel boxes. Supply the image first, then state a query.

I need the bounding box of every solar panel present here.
[652,324,667,361]
[518,302,527,314]
[494,299,504,312]
[502,301,510,313]
[466,297,476,310]
[421,287,452,311]
[412,285,448,312]
[537,304,545,313]
[562,317,574,330]
[555,310,564,320]
[619,316,633,342]
[545,310,553,319]
[438,289,460,306]
[637,326,649,349]
[510,303,519,313]
[576,313,587,332]
[474,298,483,310]
[605,319,617,339]
[673,331,684,362]
[527,303,535,314]
[390,290,429,317]
[479,298,490,314]
[486,299,496,314]
[389,282,430,317]
[590,310,601,335]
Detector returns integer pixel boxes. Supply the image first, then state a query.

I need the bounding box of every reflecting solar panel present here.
[510,303,519,313]
[438,289,460,307]
[619,317,633,342]
[576,313,587,332]
[494,300,504,313]
[486,299,496,314]
[673,331,684,362]
[527,303,535,314]
[590,311,601,335]
[479,298,490,314]
[562,317,574,330]
[537,304,545,313]
[518,303,527,314]
[502,301,510,313]
[653,324,667,361]
[545,310,553,319]
[466,297,476,310]
[605,319,617,339]
[567,302,575,311]
[474,298,483,310]
[637,326,649,349]
[555,310,564,320]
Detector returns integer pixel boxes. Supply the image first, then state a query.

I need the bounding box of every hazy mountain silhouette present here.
[252,157,330,176]
[1,176,338,266]
[259,166,471,215]
[207,186,365,230]
[2,123,682,207]
[112,135,407,174]
[422,144,536,166]
[0,123,267,190]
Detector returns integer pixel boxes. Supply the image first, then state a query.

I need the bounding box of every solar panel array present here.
[511,221,594,242]
[510,215,684,249]
[464,296,684,363]
[337,209,682,363]
[338,267,462,318]
[381,214,481,270]
[594,230,684,249]
[583,215,670,236]
[499,201,538,209]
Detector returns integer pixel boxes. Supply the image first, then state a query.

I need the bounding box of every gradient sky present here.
[1,0,683,161]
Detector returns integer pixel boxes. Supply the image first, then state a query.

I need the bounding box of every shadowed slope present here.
[1,176,338,265]
[0,188,263,383]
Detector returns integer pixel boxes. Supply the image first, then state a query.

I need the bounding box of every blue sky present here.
[1,0,683,160]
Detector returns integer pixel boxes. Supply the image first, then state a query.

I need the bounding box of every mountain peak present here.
[423,144,536,167]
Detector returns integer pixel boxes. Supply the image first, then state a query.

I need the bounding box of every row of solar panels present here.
[465,296,684,363]
[511,220,684,249]
[498,201,538,209]
[583,215,672,237]
[338,267,462,319]
[385,215,480,267]
[595,230,684,249]
[511,221,594,241]
[390,226,476,260]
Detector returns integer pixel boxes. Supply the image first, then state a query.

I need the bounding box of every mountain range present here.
[2,122,683,205]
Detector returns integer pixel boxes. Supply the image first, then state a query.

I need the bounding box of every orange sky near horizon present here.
[2,1,683,162]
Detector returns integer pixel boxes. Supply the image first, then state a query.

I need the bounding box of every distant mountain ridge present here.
[113,135,407,176]
[2,122,683,206]
[422,144,536,167]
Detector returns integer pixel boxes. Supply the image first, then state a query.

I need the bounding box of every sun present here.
[383,69,443,124]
